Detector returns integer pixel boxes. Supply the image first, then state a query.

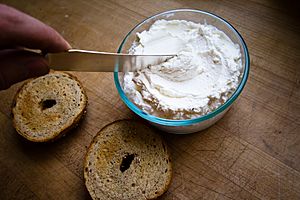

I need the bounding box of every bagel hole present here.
[120,153,135,173]
[41,99,57,110]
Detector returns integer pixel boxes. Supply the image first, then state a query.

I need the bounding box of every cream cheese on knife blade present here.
[123,19,242,120]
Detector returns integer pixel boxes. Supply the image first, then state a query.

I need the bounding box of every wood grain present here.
[0,0,299,199]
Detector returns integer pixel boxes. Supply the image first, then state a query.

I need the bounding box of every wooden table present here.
[0,0,299,199]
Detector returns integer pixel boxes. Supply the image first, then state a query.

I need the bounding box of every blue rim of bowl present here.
[114,9,250,126]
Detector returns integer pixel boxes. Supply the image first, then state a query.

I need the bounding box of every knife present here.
[47,49,174,72]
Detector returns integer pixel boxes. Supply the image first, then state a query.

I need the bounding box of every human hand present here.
[0,4,71,90]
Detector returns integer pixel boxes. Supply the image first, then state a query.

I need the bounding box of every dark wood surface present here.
[0,0,299,199]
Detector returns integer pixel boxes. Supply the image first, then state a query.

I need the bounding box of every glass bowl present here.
[114,9,250,134]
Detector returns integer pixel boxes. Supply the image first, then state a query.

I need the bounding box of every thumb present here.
[0,49,49,90]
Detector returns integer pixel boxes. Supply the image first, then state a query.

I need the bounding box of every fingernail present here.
[25,58,49,78]
[65,41,72,50]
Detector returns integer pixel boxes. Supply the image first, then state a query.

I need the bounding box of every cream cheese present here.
[123,19,243,120]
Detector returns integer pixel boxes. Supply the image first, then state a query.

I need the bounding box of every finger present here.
[0,49,49,90]
[0,44,22,50]
[0,4,71,53]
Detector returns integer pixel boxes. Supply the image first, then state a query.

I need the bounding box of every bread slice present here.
[84,120,172,200]
[12,71,88,142]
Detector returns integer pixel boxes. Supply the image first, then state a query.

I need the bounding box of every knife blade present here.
[47,49,174,72]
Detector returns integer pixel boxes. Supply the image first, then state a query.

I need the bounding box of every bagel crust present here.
[12,71,88,142]
[84,120,172,200]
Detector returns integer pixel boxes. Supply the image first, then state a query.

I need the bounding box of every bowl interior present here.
[114,9,249,126]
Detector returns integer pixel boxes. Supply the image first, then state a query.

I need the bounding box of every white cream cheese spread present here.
[123,19,243,120]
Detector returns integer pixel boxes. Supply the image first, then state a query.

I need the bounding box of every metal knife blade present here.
[47,49,174,72]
